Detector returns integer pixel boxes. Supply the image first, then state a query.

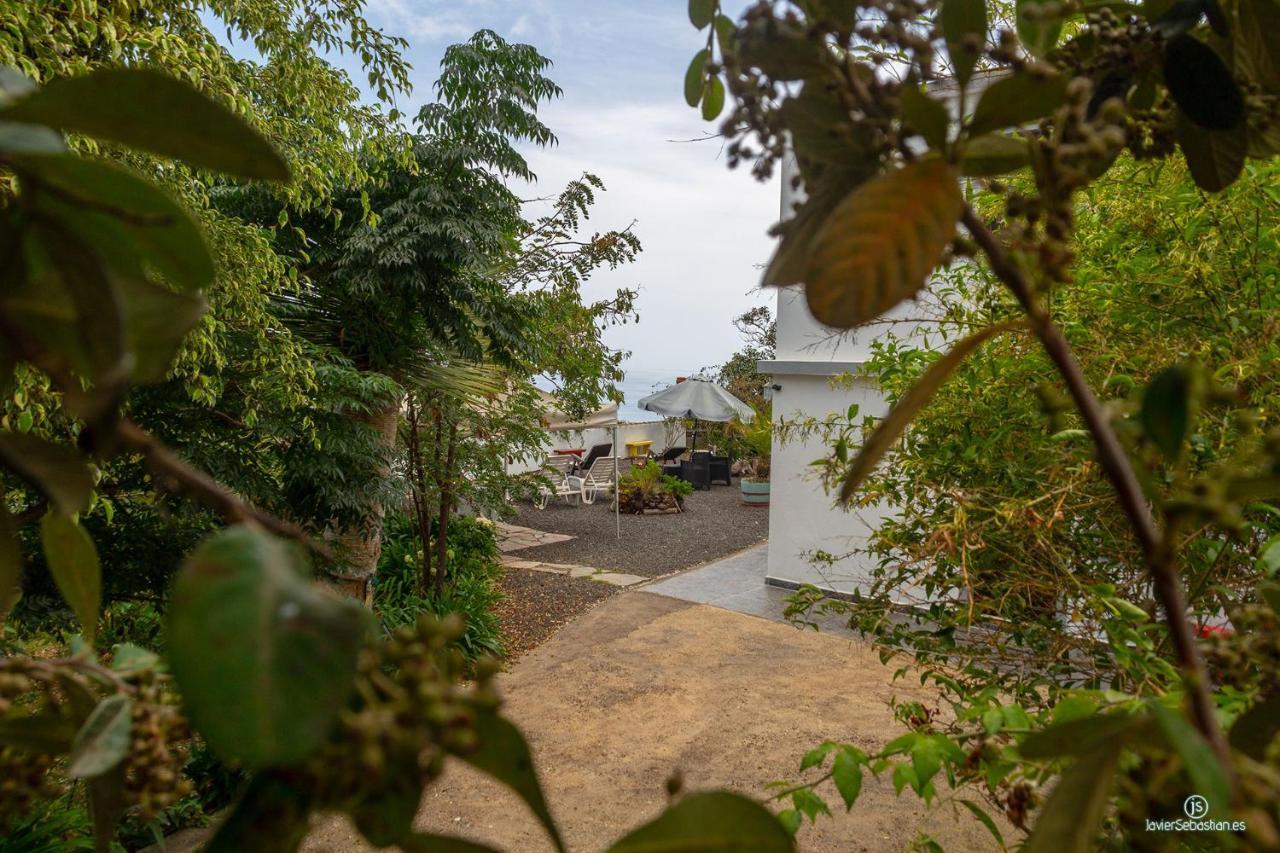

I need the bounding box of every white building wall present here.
[760,155,921,593]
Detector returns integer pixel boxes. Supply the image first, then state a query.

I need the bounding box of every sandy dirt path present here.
[303,592,1003,852]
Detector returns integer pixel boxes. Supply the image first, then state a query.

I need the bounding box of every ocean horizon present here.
[536,367,712,423]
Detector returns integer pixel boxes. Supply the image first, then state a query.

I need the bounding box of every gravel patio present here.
[509,485,768,577]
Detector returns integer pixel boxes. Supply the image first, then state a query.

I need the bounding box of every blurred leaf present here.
[715,15,737,50]
[968,72,1068,136]
[68,694,132,779]
[960,800,1005,847]
[702,75,726,121]
[1023,742,1122,852]
[800,741,835,770]
[167,526,366,768]
[109,643,159,674]
[0,503,22,620]
[115,276,207,383]
[689,0,715,29]
[40,511,102,643]
[1140,366,1190,460]
[1152,0,1210,38]
[960,133,1031,176]
[802,158,962,328]
[900,86,950,150]
[399,833,500,853]
[0,121,66,154]
[941,0,987,85]
[462,709,565,852]
[607,791,794,852]
[19,154,215,291]
[87,764,128,853]
[736,18,825,81]
[685,50,710,107]
[0,713,80,753]
[1017,0,1065,58]
[1019,712,1140,759]
[1228,692,1280,760]
[839,321,1021,503]
[349,758,424,847]
[0,432,94,516]
[0,68,290,180]
[206,772,313,853]
[1258,534,1280,576]
[1164,35,1243,130]
[1149,701,1230,819]
[1176,112,1245,192]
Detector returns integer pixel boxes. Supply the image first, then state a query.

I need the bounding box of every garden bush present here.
[618,461,693,514]
[372,513,505,660]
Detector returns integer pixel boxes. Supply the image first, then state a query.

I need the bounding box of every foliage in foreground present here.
[685,0,1280,848]
[0,55,793,853]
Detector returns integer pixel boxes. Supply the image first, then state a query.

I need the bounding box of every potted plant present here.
[739,412,772,506]
[617,461,694,514]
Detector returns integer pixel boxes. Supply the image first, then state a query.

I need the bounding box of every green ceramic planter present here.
[741,478,770,506]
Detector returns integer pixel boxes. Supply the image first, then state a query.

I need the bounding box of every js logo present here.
[1183,794,1210,819]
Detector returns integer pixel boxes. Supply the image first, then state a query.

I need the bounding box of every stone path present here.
[497,521,645,587]
[495,521,574,553]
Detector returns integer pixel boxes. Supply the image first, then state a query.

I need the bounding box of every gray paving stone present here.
[591,572,647,587]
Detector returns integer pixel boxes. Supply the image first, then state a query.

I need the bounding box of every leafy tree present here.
[717,306,776,411]
[686,0,1280,847]
[0,65,791,853]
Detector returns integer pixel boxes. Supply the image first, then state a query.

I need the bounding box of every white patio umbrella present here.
[638,378,753,451]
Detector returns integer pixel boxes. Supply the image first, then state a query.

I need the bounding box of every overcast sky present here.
[359,0,780,376]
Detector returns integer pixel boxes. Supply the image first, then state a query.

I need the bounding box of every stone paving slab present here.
[499,555,647,587]
[496,522,575,553]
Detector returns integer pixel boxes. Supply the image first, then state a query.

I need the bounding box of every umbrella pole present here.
[614,424,620,540]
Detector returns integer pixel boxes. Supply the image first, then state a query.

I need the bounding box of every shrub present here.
[618,461,692,513]
[372,513,505,660]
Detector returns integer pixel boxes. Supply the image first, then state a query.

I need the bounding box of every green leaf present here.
[1023,743,1123,852]
[832,748,864,809]
[941,0,987,86]
[689,0,716,29]
[1017,0,1065,58]
[1260,580,1280,615]
[1228,692,1280,760]
[1176,112,1245,192]
[960,133,1031,176]
[959,799,1005,847]
[911,738,944,788]
[167,526,366,768]
[1140,366,1190,460]
[802,158,962,329]
[800,741,836,770]
[777,808,802,835]
[982,708,1005,734]
[115,275,207,383]
[40,511,102,643]
[0,713,80,753]
[109,643,160,674]
[0,121,66,155]
[0,432,94,514]
[791,788,831,820]
[19,154,215,291]
[607,791,795,852]
[1164,35,1243,130]
[715,15,737,50]
[206,772,314,853]
[0,503,22,620]
[968,72,1068,136]
[462,709,565,852]
[1019,712,1139,759]
[839,321,1022,502]
[685,50,710,107]
[350,758,425,847]
[891,761,917,795]
[900,86,950,150]
[0,68,290,181]
[88,764,128,853]
[399,833,501,853]
[68,694,132,778]
[701,75,726,121]
[1259,534,1280,577]
[1149,701,1231,818]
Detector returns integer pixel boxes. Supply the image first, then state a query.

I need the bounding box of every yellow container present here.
[625,439,653,459]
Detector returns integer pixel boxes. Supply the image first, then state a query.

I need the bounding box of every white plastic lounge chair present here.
[571,456,631,505]
[533,454,583,509]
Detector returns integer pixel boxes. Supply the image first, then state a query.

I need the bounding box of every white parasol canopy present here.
[535,389,618,430]
[638,377,754,422]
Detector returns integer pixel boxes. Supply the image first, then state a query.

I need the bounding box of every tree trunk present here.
[405,396,434,596]
[434,423,460,598]
[329,397,400,604]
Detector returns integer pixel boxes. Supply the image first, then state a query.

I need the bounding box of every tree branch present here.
[960,204,1234,779]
